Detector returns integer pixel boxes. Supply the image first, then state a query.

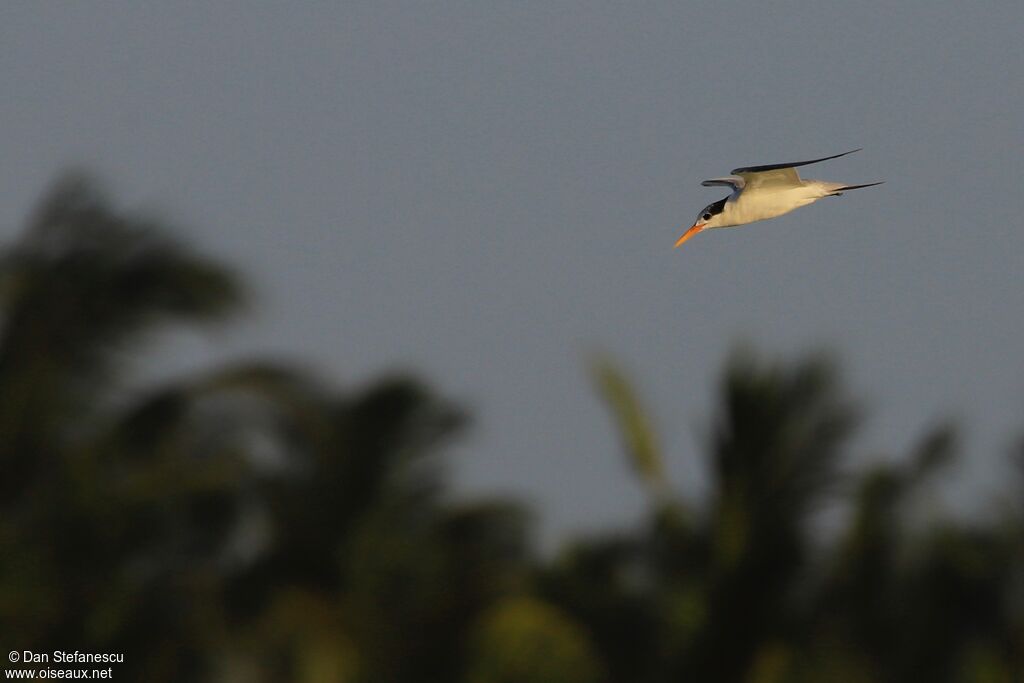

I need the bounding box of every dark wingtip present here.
[731,148,867,175]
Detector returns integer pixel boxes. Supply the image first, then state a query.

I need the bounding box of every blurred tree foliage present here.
[1,174,1022,681]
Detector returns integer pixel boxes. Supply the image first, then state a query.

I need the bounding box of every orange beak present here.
[674,223,702,248]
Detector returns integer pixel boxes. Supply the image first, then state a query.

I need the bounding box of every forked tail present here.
[827,181,884,196]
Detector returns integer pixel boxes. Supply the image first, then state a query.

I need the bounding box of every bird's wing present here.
[734,167,802,188]
[731,149,862,189]
[701,176,744,190]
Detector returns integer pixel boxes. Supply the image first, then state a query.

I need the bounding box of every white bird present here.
[675,149,882,248]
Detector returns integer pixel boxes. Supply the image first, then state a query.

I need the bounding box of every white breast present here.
[718,182,830,228]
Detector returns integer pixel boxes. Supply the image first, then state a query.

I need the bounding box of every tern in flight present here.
[675,149,882,248]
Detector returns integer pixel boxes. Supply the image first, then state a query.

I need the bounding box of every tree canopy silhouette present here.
[1,174,1022,682]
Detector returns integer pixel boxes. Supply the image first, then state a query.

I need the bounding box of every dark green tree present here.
[0,174,537,682]
[3,173,1023,682]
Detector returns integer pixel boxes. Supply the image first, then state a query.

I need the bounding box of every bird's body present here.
[675,149,882,247]
[718,181,831,226]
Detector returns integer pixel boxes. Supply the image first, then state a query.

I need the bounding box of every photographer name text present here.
[10,652,122,664]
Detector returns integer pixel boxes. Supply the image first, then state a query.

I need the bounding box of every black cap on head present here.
[704,197,727,216]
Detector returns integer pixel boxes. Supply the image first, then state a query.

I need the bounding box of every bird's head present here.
[675,197,727,248]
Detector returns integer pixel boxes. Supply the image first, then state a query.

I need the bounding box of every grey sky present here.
[3,2,1023,538]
